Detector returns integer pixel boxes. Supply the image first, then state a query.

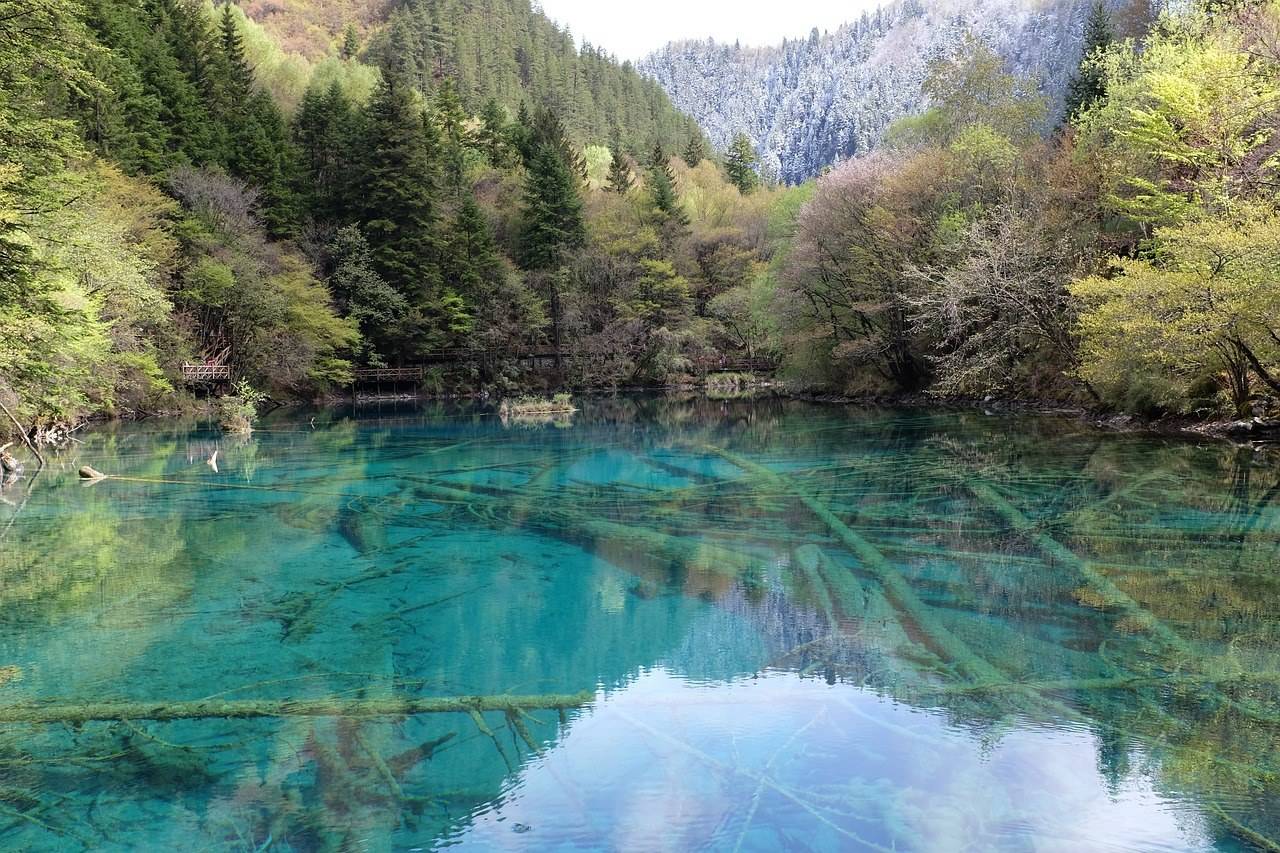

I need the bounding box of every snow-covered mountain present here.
[639,0,1124,183]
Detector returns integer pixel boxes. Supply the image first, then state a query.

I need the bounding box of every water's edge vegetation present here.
[6,0,1280,454]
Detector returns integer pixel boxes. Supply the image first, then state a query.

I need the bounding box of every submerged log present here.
[0,690,595,725]
[705,444,1005,685]
[966,481,1191,652]
[926,671,1280,696]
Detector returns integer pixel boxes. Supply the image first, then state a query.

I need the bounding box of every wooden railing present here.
[695,357,779,374]
[352,352,778,381]
[181,364,232,383]
[351,366,425,382]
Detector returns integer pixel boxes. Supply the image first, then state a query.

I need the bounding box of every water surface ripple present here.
[1,395,1278,851]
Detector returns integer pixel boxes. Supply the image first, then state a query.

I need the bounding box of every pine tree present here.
[1064,2,1113,120]
[361,76,442,306]
[293,81,360,224]
[446,196,505,306]
[724,132,759,194]
[477,98,514,166]
[135,0,221,164]
[328,225,407,330]
[647,142,685,224]
[433,79,468,193]
[527,105,586,182]
[340,22,360,60]
[206,4,299,235]
[682,134,706,167]
[79,0,171,173]
[212,4,252,111]
[605,133,634,194]
[520,120,585,270]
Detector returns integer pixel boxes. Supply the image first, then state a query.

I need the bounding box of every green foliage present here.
[362,76,441,302]
[646,143,687,227]
[216,378,265,433]
[724,133,759,195]
[920,37,1048,146]
[361,0,702,153]
[293,80,360,223]
[520,110,586,270]
[1064,1,1114,120]
[1073,213,1280,415]
[1074,15,1280,230]
[340,23,360,60]
[605,136,635,194]
[683,135,708,167]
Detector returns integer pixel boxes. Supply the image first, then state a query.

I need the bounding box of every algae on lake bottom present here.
[0,396,1277,850]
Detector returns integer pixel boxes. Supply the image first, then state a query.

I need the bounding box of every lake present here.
[1,394,1278,851]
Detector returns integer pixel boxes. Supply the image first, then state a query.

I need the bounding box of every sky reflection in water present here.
[0,395,1276,851]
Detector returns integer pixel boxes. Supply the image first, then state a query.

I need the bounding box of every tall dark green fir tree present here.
[433,79,469,194]
[361,75,443,308]
[724,132,759,194]
[293,81,361,224]
[210,4,299,234]
[647,142,685,224]
[520,129,585,270]
[606,132,634,194]
[340,22,360,60]
[477,98,515,167]
[1064,1,1113,120]
[682,134,706,167]
[446,196,505,307]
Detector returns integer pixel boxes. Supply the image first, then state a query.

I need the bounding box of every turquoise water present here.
[1,394,1279,851]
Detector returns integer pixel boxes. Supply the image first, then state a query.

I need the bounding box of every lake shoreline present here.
[6,380,1278,456]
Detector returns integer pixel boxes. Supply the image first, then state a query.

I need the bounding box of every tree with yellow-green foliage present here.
[1073,212,1280,416]
[1073,10,1280,235]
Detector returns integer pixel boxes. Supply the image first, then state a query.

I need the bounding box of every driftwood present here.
[0,690,595,725]
[0,401,43,468]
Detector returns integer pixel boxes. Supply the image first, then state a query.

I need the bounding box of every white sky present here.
[535,0,883,60]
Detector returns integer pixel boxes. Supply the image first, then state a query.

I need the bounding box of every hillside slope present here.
[640,0,1153,182]
[240,0,702,150]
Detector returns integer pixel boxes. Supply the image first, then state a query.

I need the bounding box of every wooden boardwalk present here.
[183,353,776,389]
[181,364,232,383]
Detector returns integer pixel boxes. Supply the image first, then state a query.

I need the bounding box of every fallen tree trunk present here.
[0,690,595,725]
[967,481,1191,654]
[927,671,1280,696]
[703,444,1005,685]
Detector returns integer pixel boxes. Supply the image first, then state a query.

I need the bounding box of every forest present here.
[2,0,1280,436]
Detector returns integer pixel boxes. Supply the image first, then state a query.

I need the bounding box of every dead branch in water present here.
[0,691,595,725]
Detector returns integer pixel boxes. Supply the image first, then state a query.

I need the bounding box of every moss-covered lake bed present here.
[1,394,1278,850]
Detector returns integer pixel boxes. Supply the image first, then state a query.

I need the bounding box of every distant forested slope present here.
[240,0,703,151]
[640,0,1157,182]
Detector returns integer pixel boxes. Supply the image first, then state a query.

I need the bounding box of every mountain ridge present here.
[639,0,1154,182]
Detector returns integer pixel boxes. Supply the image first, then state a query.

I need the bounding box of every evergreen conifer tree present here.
[340,22,360,60]
[682,135,706,167]
[434,79,469,193]
[477,98,514,166]
[293,81,360,223]
[520,117,585,270]
[606,133,634,194]
[724,132,759,194]
[361,76,443,306]
[1064,2,1113,120]
[446,196,505,306]
[647,142,686,224]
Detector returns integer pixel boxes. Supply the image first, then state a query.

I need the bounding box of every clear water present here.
[1,394,1278,852]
